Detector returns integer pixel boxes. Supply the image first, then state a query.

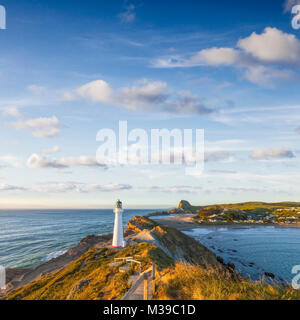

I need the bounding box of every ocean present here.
[183,225,300,283]
[0,209,154,268]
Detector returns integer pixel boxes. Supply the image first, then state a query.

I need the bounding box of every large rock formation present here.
[178,200,193,210]
[178,200,203,212]
[127,216,219,266]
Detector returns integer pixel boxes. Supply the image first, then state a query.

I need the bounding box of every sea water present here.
[184,225,300,283]
[0,209,154,268]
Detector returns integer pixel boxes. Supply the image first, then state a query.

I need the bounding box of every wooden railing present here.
[114,257,142,273]
[121,264,156,300]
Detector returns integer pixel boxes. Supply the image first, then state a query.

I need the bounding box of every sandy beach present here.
[151,215,201,231]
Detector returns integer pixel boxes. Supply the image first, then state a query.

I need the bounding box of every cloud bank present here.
[12,116,62,138]
[35,182,132,193]
[250,148,295,160]
[26,154,107,169]
[63,79,213,115]
[152,27,300,86]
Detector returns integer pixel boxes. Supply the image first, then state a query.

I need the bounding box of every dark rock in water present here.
[264,272,275,279]
[227,262,235,271]
[231,249,237,253]
[217,256,224,264]
[210,246,215,250]
[218,249,224,253]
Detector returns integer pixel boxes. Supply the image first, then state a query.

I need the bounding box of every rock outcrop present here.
[178,200,203,212]
[127,216,219,266]
[178,200,193,210]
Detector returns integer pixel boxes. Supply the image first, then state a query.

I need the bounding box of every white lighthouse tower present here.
[112,200,126,248]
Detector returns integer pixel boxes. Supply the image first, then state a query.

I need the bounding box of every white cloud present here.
[237,27,300,64]
[152,49,242,69]
[81,183,132,192]
[0,182,25,191]
[74,80,114,103]
[193,47,240,66]
[184,47,241,67]
[41,146,60,154]
[152,27,300,86]
[35,181,132,193]
[26,154,107,169]
[243,65,294,87]
[2,107,22,118]
[12,116,62,138]
[250,148,295,160]
[63,79,213,115]
[164,91,212,114]
[118,4,136,23]
[120,81,169,110]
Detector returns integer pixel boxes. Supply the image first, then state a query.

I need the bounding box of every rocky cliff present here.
[178,200,203,212]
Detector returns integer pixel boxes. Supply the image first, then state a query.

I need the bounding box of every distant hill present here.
[178,200,204,211]
[178,200,300,212]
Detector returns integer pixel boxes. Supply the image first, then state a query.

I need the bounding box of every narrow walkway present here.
[124,274,153,300]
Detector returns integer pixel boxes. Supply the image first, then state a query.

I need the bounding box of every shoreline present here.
[151,214,300,231]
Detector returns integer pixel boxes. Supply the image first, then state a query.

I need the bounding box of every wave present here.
[41,250,67,262]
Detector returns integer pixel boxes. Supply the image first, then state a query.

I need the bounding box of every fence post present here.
[152,264,156,295]
[144,275,148,300]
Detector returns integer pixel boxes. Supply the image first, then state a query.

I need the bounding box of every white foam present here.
[42,250,67,262]
[183,228,213,236]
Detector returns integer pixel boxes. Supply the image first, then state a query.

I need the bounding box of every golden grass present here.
[154,263,300,300]
[3,243,174,300]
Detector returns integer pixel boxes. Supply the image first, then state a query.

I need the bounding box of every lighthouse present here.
[112,200,126,248]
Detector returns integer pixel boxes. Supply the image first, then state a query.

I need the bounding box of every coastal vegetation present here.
[154,263,300,300]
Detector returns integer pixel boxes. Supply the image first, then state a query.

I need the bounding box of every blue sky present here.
[0,0,300,209]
